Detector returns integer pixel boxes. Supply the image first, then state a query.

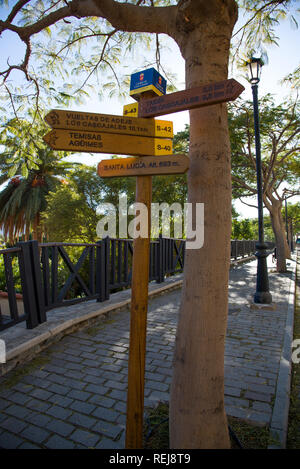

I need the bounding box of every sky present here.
[0,2,299,220]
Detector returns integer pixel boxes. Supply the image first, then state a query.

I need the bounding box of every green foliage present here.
[0,1,179,122]
[173,125,189,154]
[0,253,21,292]
[233,0,299,69]
[282,201,300,234]
[282,64,300,91]
[42,183,99,243]
[232,218,254,240]
[42,158,189,242]
[0,114,77,241]
[1,0,298,123]
[230,94,300,200]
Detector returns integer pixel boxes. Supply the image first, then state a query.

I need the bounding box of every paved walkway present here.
[0,256,296,449]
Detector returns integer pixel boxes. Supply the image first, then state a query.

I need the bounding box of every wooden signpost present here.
[43,129,173,156]
[43,69,244,450]
[97,154,189,177]
[138,78,245,118]
[45,109,173,138]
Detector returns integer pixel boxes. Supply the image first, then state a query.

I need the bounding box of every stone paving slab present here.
[0,255,296,448]
[0,274,184,376]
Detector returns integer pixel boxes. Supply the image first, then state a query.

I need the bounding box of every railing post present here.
[242,240,245,258]
[234,240,238,260]
[18,240,46,329]
[247,241,251,256]
[96,236,110,302]
[156,234,165,283]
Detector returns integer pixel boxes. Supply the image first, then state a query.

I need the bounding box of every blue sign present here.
[130,68,167,100]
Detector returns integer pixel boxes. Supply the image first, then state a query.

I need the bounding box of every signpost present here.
[138,78,245,118]
[43,69,244,450]
[45,109,173,138]
[98,154,189,178]
[43,129,173,156]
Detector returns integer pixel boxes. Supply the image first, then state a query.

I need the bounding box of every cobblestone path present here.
[0,259,294,448]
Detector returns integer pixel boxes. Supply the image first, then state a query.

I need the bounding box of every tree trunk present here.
[32,212,43,243]
[269,204,287,273]
[170,0,237,449]
[279,208,291,259]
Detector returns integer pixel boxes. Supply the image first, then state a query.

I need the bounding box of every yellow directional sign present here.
[98,155,189,177]
[45,109,173,139]
[123,103,138,117]
[43,129,173,156]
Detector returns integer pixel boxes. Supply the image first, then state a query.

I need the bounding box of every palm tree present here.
[0,116,76,244]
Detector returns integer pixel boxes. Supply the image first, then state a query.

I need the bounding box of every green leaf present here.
[21,164,29,178]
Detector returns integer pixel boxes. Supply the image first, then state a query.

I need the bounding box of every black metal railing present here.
[0,241,46,331]
[0,238,258,332]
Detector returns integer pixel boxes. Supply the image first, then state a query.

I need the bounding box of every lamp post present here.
[246,57,272,304]
[284,192,289,249]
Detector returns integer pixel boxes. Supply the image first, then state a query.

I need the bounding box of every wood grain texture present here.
[45,109,173,138]
[98,154,189,177]
[138,78,245,118]
[125,91,155,449]
[43,129,172,156]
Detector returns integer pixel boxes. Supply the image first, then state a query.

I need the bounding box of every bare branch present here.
[238,197,258,209]
[4,0,31,25]
[75,28,118,93]
[53,31,114,61]
[275,146,300,167]
[232,0,289,39]
[276,127,300,156]
[3,85,21,122]
[232,175,256,194]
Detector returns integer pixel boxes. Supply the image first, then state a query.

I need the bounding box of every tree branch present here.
[90,0,177,35]
[238,197,258,209]
[0,0,176,42]
[232,175,256,194]
[4,0,31,24]
[232,0,289,39]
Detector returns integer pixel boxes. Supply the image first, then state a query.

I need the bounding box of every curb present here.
[0,274,184,376]
[268,253,298,449]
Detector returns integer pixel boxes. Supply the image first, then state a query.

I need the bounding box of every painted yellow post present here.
[125,91,157,449]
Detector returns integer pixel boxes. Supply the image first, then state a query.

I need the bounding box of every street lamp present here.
[246,57,272,304]
[283,188,290,249]
[285,196,289,248]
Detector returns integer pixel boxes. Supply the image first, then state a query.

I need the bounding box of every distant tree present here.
[42,183,99,242]
[232,218,255,240]
[0,117,75,243]
[230,95,300,272]
[281,201,300,246]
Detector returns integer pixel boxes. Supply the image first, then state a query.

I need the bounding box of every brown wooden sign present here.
[45,109,173,138]
[138,78,245,118]
[98,154,189,177]
[43,129,172,156]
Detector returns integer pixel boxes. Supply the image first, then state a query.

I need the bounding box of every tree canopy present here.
[0,115,77,241]
[0,0,299,127]
[229,94,300,270]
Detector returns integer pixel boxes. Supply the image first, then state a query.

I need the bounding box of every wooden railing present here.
[0,238,260,331]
